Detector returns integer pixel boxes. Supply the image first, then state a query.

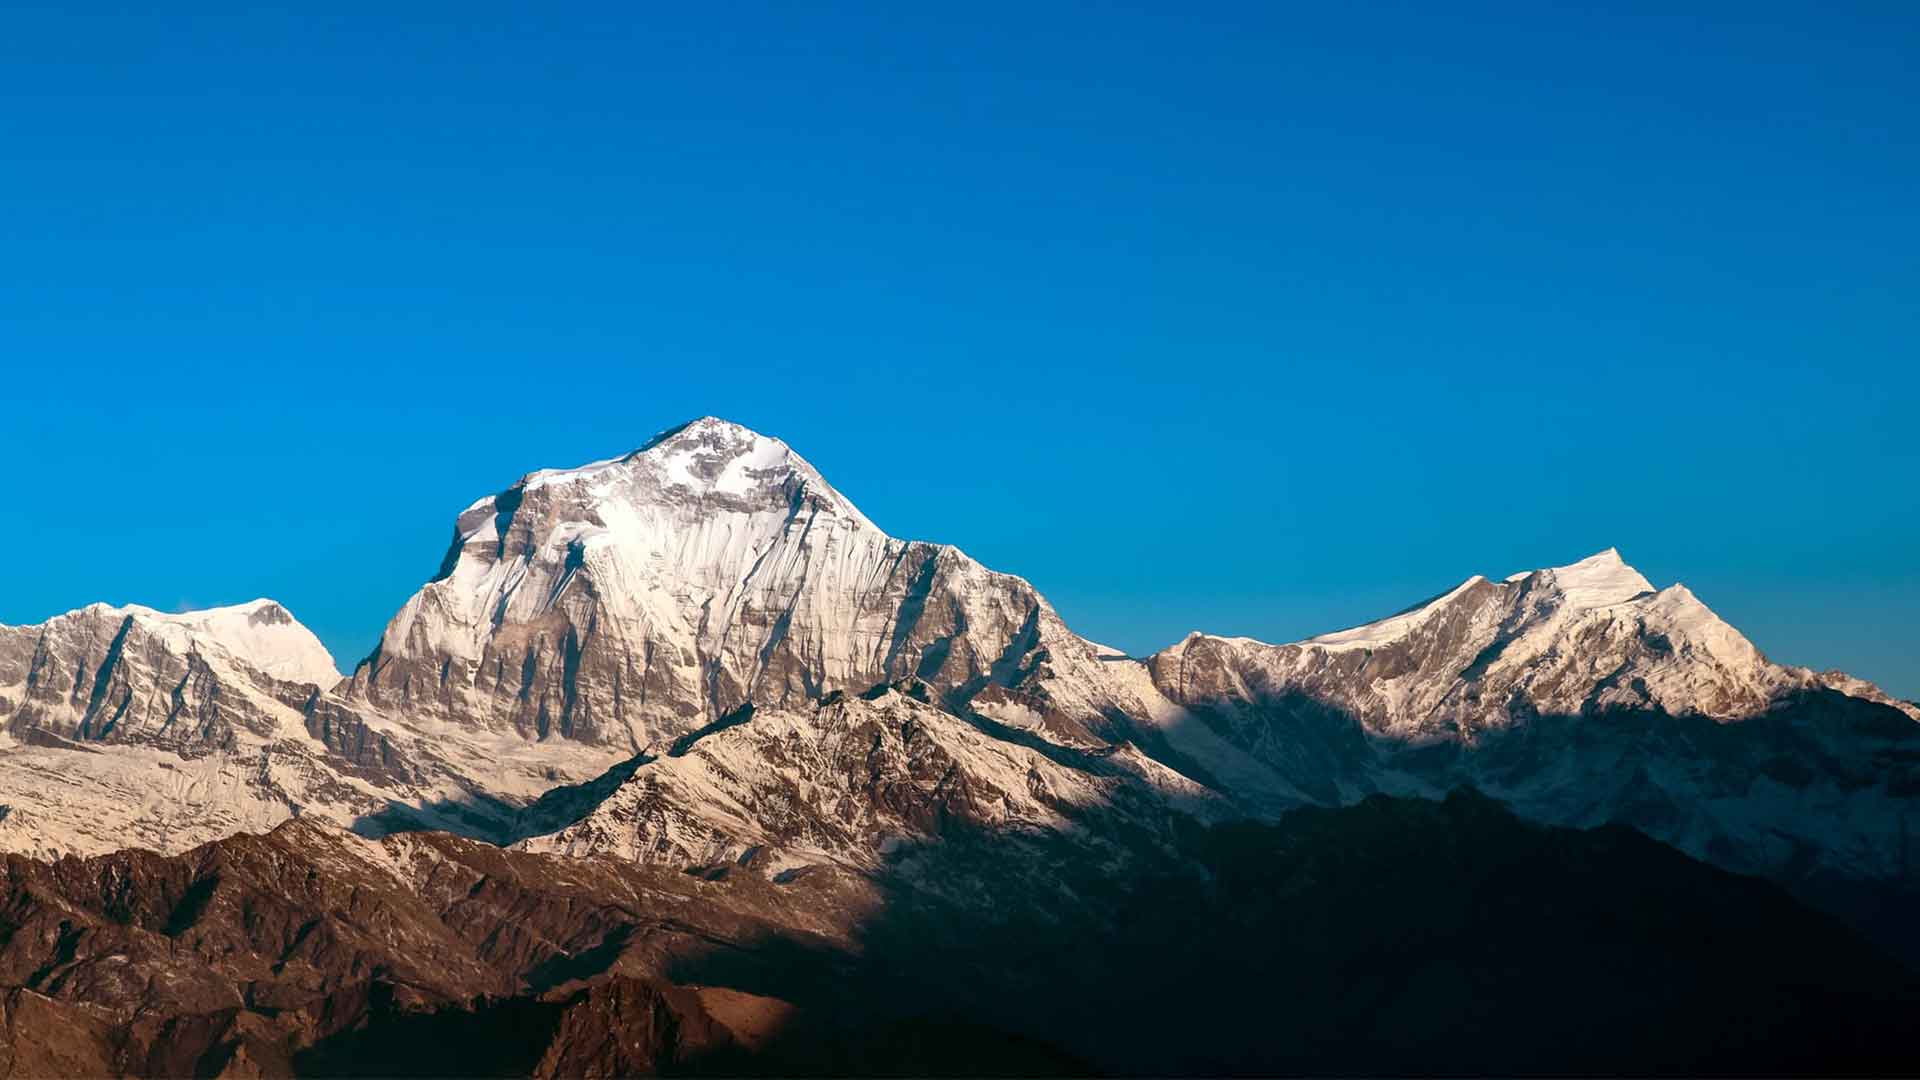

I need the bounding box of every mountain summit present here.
[347,416,1118,753]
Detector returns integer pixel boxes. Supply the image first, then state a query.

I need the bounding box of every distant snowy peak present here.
[0,594,522,858]
[0,597,341,751]
[1153,547,1908,731]
[421,417,888,613]
[1142,549,1920,904]
[13,598,340,688]
[1297,548,1749,668]
[138,599,341,687]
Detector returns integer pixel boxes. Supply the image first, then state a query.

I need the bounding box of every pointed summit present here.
[631,414,765,453]
[351,419,1089,753]
[1540,547,1656,610]
[625,415,825,500]
[506,415,875,532]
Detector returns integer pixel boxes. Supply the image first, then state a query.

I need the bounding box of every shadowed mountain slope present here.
[0,793,1910,1076]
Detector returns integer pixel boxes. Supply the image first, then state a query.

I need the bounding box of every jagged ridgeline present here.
[1,416,1917,1073]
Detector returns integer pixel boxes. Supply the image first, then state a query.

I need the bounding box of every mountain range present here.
[1,415,1915,1075]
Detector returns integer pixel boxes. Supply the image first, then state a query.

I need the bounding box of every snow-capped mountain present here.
[320,418,1918,916]
[0,417,1913,952]
[0,598,605,857]
[1144,547,1920,893]
[0,599,380,855]
[1150,548,1919,735]
[345,417,1136,754]
[0,598,339,743]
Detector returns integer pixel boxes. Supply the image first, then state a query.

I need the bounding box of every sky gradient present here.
[4,3,1917,696]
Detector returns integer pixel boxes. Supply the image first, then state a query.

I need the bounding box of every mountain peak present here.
[631,415,768,454]
[627,415,812,498]
[1540,548,1655,609]
[506,416,858,518]
[17,597,341,689]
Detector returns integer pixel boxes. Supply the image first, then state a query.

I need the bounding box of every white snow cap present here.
[643,416,807,497]
[1540,548,1656,610]
[518,415,878,529]
[66,599,343,687]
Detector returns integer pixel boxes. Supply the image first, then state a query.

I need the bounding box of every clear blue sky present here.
[3,2,1916,696]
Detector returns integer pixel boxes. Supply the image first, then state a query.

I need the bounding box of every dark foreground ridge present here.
[0,791,1912,1077]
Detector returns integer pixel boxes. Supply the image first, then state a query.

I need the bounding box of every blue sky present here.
[3,2,1916,696]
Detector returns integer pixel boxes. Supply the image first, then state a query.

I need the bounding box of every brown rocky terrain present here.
[0,819,874,1077]
[0,791,1913,1077]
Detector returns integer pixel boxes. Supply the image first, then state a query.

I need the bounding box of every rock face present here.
[345,417,1123,754]
[0,592,688,859]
